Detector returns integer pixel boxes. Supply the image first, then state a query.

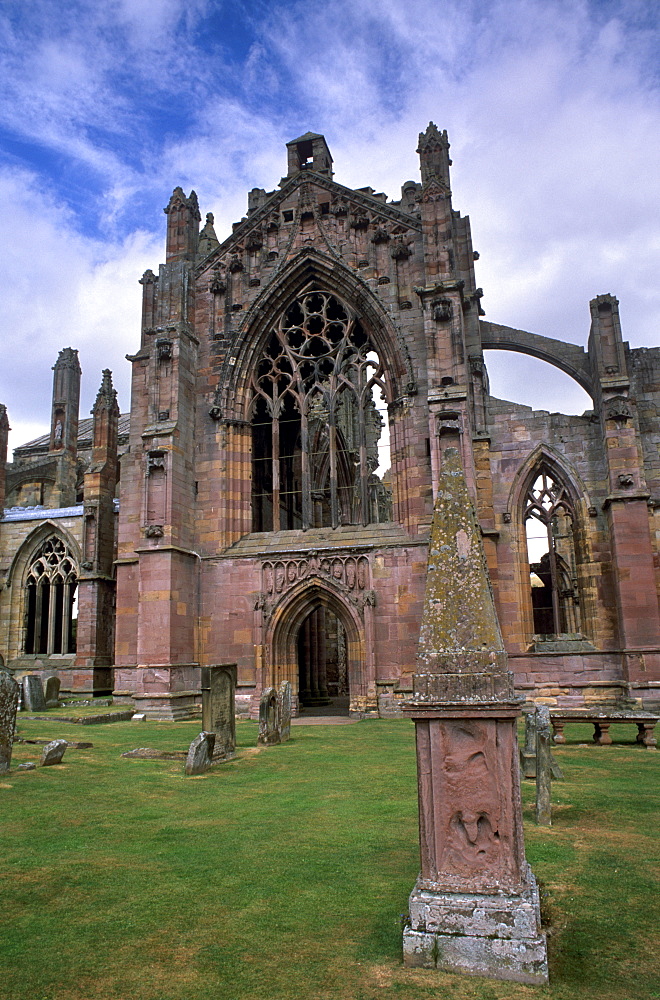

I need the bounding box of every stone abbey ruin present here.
[1,124,659,719]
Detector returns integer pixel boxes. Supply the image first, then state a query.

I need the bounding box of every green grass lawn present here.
[1,716,658,1000]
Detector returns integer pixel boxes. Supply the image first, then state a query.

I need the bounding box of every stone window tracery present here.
[250,291,391,530]
[524,469,581,636]
[24,536,78,655]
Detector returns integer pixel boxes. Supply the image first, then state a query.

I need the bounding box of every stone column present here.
[403,448,548,985]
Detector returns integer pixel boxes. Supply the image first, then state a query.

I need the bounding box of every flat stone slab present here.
[122,748,187,760]
[291,716,359,725]
[15,739,93,749]
[27,711,134,725]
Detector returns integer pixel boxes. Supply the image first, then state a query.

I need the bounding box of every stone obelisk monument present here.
[402,449,548,984]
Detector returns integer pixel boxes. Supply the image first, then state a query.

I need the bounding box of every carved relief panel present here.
[258,551,374,620]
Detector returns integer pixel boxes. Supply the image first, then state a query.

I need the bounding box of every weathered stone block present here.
[258,687,280,746]
[185,731,216,775]
[0,669,19,772]
[40,739,68,766]
[404,869,548,984]
[278,680,291,742]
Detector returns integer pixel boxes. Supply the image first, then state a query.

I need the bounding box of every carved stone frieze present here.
[258,551,372,621]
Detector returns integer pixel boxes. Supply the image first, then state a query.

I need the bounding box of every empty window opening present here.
[251,291,392,531]
[24,536,78,655]
[525,469,580,636]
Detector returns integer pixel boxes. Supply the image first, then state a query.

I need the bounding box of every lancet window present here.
[24,536,78,655]
[524,469,581,636]
[250,291,391,531]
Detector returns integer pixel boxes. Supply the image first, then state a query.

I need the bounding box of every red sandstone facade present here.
[2,126,660,717]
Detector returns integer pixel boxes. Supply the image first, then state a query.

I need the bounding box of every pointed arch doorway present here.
[297,605,349,714]
[268,582,365,717]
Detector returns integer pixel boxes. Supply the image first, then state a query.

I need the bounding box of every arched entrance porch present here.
[267,580,366,716]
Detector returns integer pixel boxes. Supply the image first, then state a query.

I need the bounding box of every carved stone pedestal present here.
[402,706,548,984]
[404,867,548,984]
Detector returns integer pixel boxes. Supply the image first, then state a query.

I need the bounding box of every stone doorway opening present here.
[297,605,350,716]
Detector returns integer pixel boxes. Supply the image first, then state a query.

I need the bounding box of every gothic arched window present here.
[24,536,78,655]
[524,469,581,636]
[250,291,391,531]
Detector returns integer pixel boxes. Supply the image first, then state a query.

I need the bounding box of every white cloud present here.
[0,0,658,455]
[0,166,161,456]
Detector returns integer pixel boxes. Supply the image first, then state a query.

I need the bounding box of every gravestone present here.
[258,687,280,746]
[519,710,537,778]
[278,681,292,742]
[185,732,216,775]
[0,669,20,772]
[535,706,552,827]
[40,739,68,766]
[201,665,237,758]
[520,708,563,780]
[44,676,61,707]
[22,675,46,712]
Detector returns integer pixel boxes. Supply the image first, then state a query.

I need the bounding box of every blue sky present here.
[1,0,659,453]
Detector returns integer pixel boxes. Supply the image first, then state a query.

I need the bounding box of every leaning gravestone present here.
[201,665,237,758]
[519,709,537,778]
[0,669,20,772]
[40,739,68,766]
[44,676,61,707]
[520,707,563,781]
[278,681,292,742]
[185,732,216,775]
[535,705,552,827]
[22,674,46,713]
[258,687,280,746]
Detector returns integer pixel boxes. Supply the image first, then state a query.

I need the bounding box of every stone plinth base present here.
[403,871,548,985]
[132,691,200,721]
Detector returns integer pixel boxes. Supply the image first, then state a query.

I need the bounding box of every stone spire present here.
[412,447,515,705]
[417,122,451,189]
[164,187,201,261]
[0,404,9,512]
[197,212,219,257]
[74,368,120,694]
[49,347,81,506]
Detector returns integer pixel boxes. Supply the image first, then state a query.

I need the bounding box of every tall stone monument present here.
[0,669,20,772]
[402,449,548,984]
